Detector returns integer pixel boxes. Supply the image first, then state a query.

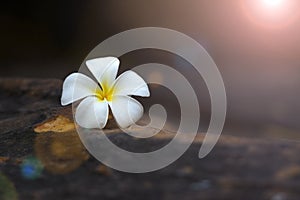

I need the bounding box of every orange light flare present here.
[242,0,299,28]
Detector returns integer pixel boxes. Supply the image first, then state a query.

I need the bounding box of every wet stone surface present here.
[1,78,300,200]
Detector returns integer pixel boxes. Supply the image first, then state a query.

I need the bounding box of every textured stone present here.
[1,78,300,200]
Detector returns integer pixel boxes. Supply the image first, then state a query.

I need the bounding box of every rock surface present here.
[1,78,300,200]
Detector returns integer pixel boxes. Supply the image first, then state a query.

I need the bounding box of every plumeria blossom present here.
[61,57,150,129]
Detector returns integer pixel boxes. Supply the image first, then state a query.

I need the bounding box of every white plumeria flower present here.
[61,57,150,129]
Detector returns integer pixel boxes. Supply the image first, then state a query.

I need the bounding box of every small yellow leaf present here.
[34,115,75,133]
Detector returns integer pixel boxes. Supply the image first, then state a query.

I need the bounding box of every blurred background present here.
[1,0,300,139]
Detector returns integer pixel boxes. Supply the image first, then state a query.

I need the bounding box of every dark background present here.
[1,0,300,139]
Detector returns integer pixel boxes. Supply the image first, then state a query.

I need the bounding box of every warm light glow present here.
[263,0,283,7]
[242,0,299,29]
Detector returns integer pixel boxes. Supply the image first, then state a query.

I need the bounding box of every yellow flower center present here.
[95,81,114,102]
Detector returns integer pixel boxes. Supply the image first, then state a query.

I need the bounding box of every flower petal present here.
[86,57,119,87]
[109,96,143,128]
[61,73,100,106]
[113,71,150,97]
[75,96,109,129]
